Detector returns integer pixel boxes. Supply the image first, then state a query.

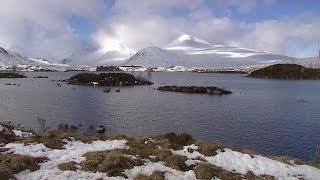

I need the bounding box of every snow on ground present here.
[0,124,34,137]
[124,161,197,180]
[3,139,127,179]
[172,145,320,180]
[12,129,34,137]
[189,50,259,58]
[1,137,320,179]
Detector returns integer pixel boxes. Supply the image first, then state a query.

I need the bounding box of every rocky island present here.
[157,85,232,95]
[0,72,26,78]
[248,64,320,79]
[67,72,153,86]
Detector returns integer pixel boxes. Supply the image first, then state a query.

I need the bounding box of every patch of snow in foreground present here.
[12,130,34,137]
[124,161,197,180]
[173,145,320,180]
[2,139,198,180]
[2,140,320,179]
[3,139,127,179]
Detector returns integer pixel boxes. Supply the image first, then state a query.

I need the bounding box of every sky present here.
[0,0,319,60]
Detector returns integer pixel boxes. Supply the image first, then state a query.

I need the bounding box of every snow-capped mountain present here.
[126,47,188,67]
[167,34,213,50]
[72,43,136,66]
[3,34,317,71]
[0,47,37,65]
[0,47,90,71]
[126,34,295,68]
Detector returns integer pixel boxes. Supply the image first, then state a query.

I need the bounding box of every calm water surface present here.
[0,71,320,161]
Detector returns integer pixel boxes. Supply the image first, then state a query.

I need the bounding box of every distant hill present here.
[126,34,295,68]
[70,43,136,66]
[248,64,320,79]
[0,46,90,71]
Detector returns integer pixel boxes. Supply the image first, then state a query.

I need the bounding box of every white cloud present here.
[236,14,320,57]
[0,0,106,60]
[93,0,245,51]
[216,0,257,13]
[0,0,318,60]
[93,0,320,58]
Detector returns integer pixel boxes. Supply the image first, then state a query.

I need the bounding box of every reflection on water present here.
[0,71,320,161]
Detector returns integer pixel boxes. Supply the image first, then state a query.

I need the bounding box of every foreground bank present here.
[1,124,319,180]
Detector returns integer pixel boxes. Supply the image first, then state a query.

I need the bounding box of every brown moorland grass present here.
[18,133,69,149]
[0,129,315,180]
[0,154,47,180]
[195,141,224,156]
[18,133,130,149]
[153,133,194,150]
[268,156,305,166]
[154,149,172,162]
[0,123,17,145]
[164,154,189,171]
[58,161,77,171]
[80,149,144,177]
[134,171,165,180]
[124,133,194,160]
[194,163,275,180]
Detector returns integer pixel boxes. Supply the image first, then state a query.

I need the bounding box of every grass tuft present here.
[0,154,47,179]
[194,163,275,180]
[154,133,194,150]
[154,149,172,162]
[58,161,77,171]
[194,163,244,180]
[81,149,144,177]
[19,133,69,149]
[134,171,165,180]
[269,156,304,166]
[196,141,223,156]
[164,155,189,171]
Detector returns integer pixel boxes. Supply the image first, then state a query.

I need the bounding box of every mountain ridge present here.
[125,34,295,68]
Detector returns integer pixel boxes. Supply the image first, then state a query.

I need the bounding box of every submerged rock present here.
[95,126,106,134]
[157,85,232,95]
[248,64,320,80]
[67,73,153,86]
[103,87,111,93]
[33,76,48,78]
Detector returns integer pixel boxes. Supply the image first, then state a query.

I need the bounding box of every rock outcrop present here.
[67,73,153,86]
[248,64,320,79]
[157,85,232,95]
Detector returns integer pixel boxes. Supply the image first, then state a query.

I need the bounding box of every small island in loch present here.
[157,86,232,95]
[248,64,320,80]
[0,72,27,78]
[67,73,153,86]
